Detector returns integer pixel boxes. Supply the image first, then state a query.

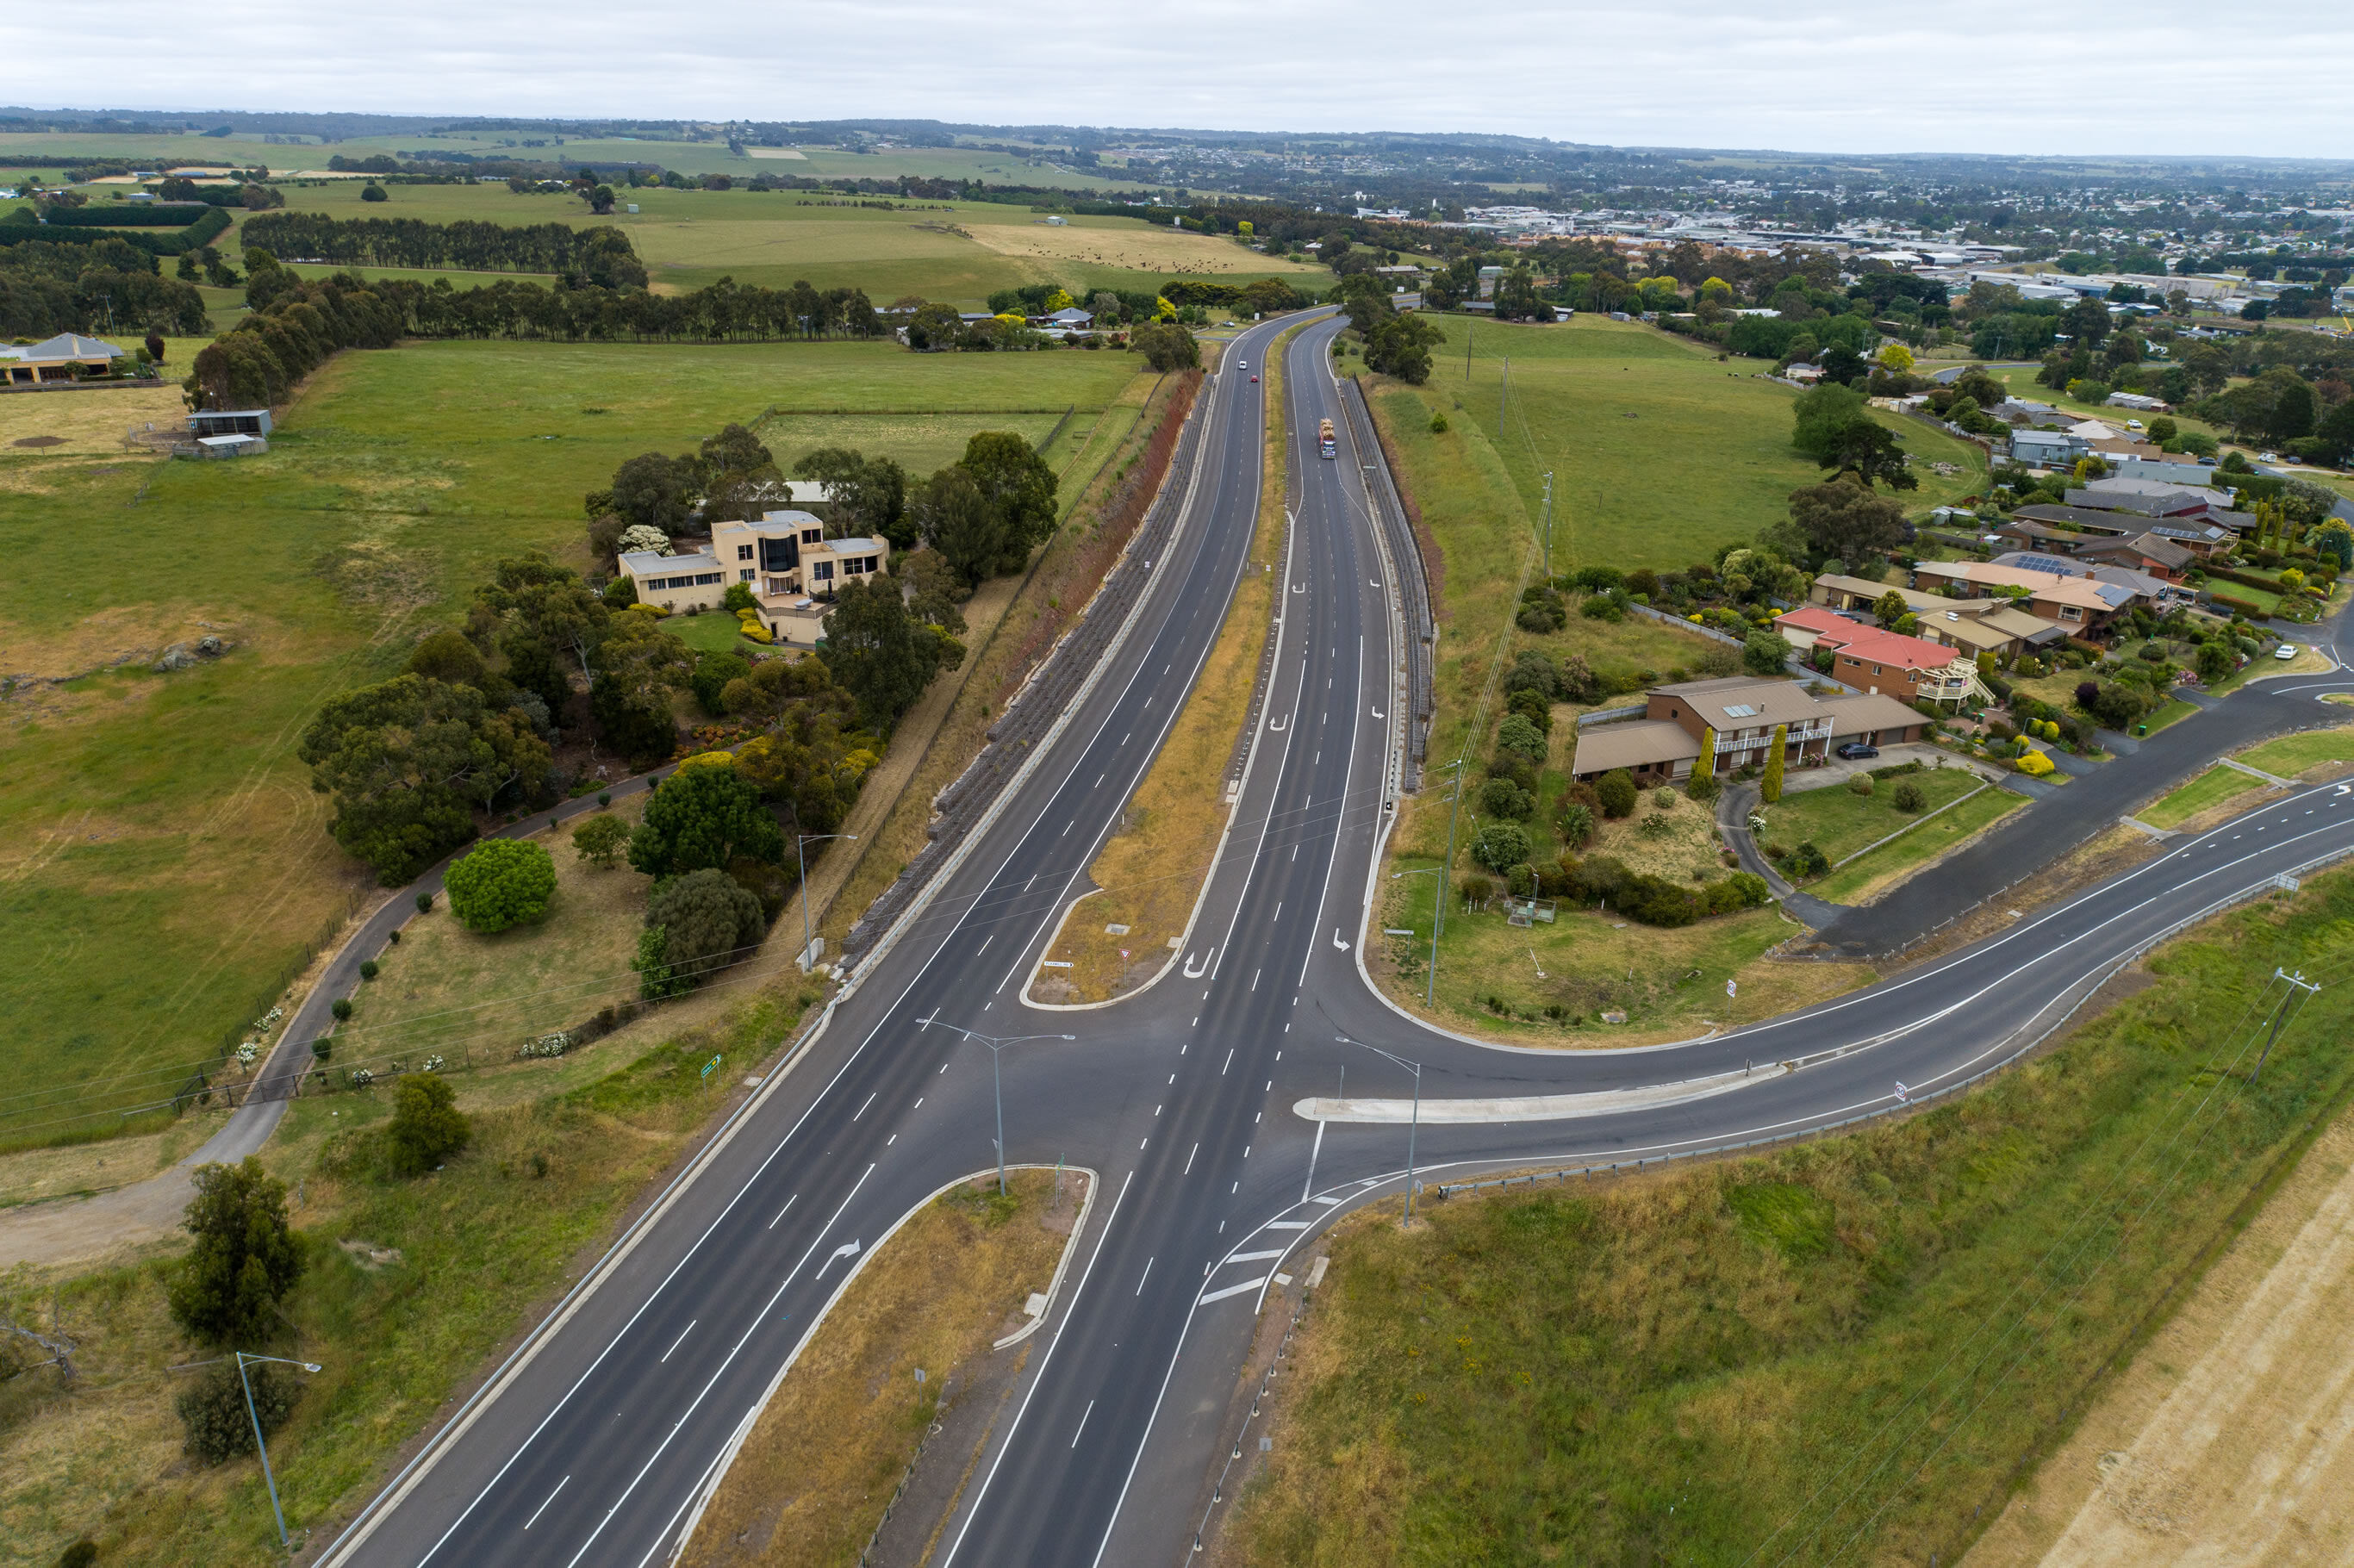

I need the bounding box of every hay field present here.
[0,385,187,457]
[962,215,1329,279]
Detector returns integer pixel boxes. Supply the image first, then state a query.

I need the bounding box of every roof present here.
[2086,532,2195,570]
[2068,419,2122,440]
[1651,676,1828,731]
[1914,560,2126,610]
[620,548,717,576]
[1981,606,2068,642]
[748,508,825,533]
[822,536,886,554]
[1570,720,1702,776]
[1990,551,2083,576]
[2108,457,2214,488]
[1816,691,1934,734]
[1990,517,2080,543]
[1816,625,1966,670]
[0,333,125,363]
[1813,573,1988,615]
[2011,503,2141,535]
[1773,606,1860,637]
[780,481,833,505]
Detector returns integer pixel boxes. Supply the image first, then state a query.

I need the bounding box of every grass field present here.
[1758,765,1990,864]
[2143,764,2270,829]
[1392,314,1991,574]
[1235,870,2354,1568]
[2237,726,2354,777]
[0,977,816,1568]
[1805,783,2023,904]
[0,337,1147,1148]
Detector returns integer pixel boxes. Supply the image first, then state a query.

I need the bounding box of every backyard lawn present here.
[0,336,1147,1147]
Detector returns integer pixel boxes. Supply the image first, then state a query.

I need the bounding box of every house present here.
[1030,307,1094,332]
[1569,676,1928,784]
[1785,363,1825,384]
[0,333,126,385]
[1810,573,1965,617]
[2076,531,2195,581]
[1909,560,2135,633]
[620,508,890,644]
[2068,478,2219,520]
[2106,457,2217,490]
[1988,516,2085,553]
[1915,604,2068,663]
[2007,502,2232,555]
[1772,605,1867,651]
[1808,624,1986,706]
[187,408,272,439]
[2107,391,2170,412]
[1477,265,1506,299]
[2009,429,2084,468]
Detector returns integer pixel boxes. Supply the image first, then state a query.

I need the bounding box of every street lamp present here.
[168,1351,322,1547]
[795,833,856,969]
[1389,868,1444,1005]
[1335,1035,1423,1227]
[1432,758,1468,950]
[924,1021,1075,1193]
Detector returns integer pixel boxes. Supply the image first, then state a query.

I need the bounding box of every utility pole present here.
[1538,471,1555,580]
[2251,968,2320,1083]
[1434,759,1467,950]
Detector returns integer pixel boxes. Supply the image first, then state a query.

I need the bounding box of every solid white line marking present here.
[1136,1258,1155,1295]
[1184,1142,1199,1173]
[1072,1399,1096,1447]
[1302,1121,1325,1202]
[1200,1276,1269,1305]
[853,1092,876,1121]
[523,1475,568,1531]
[1222,1048,1235,1074]
[767,1195,797,1230]
[659,1322,695,1364]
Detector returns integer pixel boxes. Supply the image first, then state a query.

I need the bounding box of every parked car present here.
[1836,741,1880,760]
[2276,644,2298,661]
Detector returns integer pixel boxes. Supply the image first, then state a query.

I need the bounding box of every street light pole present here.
[1335,1036,1423,1227]
[795,832,856,969]
[169,1351,322,1549]
[924,1022,1076,1193]
[1435,758,1467,949]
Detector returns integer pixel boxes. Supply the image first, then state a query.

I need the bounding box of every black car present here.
[1836,741,1879,760]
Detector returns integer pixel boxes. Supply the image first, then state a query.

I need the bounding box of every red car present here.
[1250,373,1259,383]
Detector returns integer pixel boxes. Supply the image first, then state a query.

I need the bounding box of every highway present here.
[321,309,2354,1568]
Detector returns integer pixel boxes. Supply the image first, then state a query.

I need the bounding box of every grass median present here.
[2142,764,2269,830]
[1233,869,2354,1568]
[1035,327,1299,1001]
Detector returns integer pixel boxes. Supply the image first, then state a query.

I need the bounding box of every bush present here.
[1495,712,1548,760]
[2015,749,2057,777]
[1848,773,1875,796]
[444,838,557,932]
[416,891,434,913]
[359,958,379,980]
[1597,769,1638,819]
[572,812,630,868]
[646,867,768,980]
[1429,411,1448,432]
[386,1073,470,1177]
[177,1362,298,1465]
[1479,776,1535,819]
[330,998,354,1021]
[1684,773,1722,806]
[1556,802,1595,848]
[722,581,756,613]
[634,924,688,999]
[1891,781,1926,812]
[690,650,752,717]
[1471,821,1533,874]
[1743,631,1792,675]
[1784,842,1831,879]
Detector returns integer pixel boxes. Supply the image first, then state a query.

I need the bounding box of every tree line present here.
[0,234,209,338]
[241,212,648,287]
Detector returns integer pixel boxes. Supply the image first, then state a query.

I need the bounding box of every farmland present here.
[0,337,1148,1147]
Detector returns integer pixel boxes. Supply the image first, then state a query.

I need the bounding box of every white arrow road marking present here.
[1332,930,1349,951]
[819,1240,861,1276]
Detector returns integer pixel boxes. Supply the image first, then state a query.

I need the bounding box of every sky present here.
[14,0,2354,159]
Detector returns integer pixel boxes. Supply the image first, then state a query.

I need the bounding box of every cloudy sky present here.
[15,0,2354,159]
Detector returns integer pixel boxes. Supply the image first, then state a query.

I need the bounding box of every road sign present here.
[1725,980,1737,999]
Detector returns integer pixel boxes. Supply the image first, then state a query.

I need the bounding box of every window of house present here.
[811,562,833,579]
[694,573,721,587]
[737,544,753,561]
[803,530,821,544]
[739,569,754,582]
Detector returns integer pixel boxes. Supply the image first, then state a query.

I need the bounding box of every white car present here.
[2276,644,2298,661]
[2126,419,2145,431]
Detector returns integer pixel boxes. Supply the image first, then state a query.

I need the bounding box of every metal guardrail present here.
[1338,376,1435,789]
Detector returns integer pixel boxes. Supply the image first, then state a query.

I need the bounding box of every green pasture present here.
[0,337,1147,1144]
[1411,314,1991,574]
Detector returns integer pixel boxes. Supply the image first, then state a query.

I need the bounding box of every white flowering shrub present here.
[518,1033,572,1060]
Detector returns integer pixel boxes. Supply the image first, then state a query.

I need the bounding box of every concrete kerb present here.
[661,1162,1102,1564]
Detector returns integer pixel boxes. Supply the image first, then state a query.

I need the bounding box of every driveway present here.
[1716,782,1846,929]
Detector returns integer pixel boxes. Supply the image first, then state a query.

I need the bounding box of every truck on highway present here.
[1318,417,1336,458]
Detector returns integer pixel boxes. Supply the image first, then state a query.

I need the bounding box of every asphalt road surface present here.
[319,313,2354,1568]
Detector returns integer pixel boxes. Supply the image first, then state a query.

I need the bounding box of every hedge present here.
[2207,592,2267,618]
[0,204,232,255]
[38,202,215,227]
[2201,563,2291,594]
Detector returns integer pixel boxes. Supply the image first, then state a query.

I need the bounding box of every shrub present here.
[2074,680,2100,709]
[1785,842,1830,879]
[572,812,630,868]
[331,998,354,1021]
[1457,873,1496,905]
[386,1073,470,1176]
[1479,777,1535,819]
[416,891,434,913]
[444,838,557,932]
[1684,773,1722,806]
[177,1362,298,1465]
[1597,769,1638,818]
[722,581,756,613]
[690,650,752,716]
[1638,812,1674,838]
[1429,411,1448,432]
[634,925,688,999]
[1471,821,1533,874]
[646,867,768,980]
[1891,781,1926,812]
[2015,749,2057,777]
[358,959,379,980]
[1848,773,1875,796]
[1495,712,1548,760]
[1556,802,1595,847]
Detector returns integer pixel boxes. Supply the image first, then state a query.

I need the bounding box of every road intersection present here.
[316,311,2354,1568]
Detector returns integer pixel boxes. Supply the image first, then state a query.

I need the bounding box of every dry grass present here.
[1966,1111,2354,1567]
[677,1167,1086,1568]
[0,1111,231,1210]
[1583,784,1726,884]
[1037,327,1298,1001]
[962,218,1328,279]
[0,385,186,457]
